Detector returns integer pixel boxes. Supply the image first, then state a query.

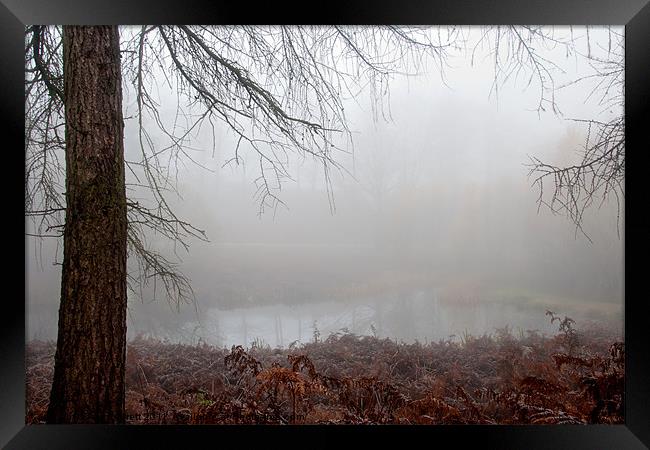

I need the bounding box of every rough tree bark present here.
[46,26,128,424]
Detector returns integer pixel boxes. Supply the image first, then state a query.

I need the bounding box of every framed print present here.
[5,0,650,448]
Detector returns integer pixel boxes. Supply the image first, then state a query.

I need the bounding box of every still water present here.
[127,289,621,348]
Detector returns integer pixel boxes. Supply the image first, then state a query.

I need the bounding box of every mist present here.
[26,26,624,348]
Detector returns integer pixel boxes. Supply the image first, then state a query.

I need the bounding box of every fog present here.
[26,26,624,347]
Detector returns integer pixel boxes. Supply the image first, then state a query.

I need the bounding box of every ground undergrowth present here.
[26,311,623,425]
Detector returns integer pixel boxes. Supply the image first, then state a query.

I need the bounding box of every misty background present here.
[26,26,624,348]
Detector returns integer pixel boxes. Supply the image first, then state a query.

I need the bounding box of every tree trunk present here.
[47,26,127,424]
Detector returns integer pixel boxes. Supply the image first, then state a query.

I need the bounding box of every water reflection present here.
[126,289,621,348]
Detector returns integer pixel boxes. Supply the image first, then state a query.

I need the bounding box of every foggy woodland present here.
[25,25,624,425]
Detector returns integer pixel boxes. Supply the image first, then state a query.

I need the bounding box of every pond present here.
[127,288,622,348]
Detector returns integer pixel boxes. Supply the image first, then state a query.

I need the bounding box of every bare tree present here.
[474,26,624,239]
[26,25,458,303]
[526,28,624,241]
[25,24,458,422]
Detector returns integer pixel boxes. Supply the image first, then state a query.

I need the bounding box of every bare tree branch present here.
[27,25,458,308]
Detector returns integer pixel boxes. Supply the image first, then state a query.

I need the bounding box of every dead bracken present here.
[26,313,623,425]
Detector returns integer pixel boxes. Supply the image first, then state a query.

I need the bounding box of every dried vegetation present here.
[26,311,623,425]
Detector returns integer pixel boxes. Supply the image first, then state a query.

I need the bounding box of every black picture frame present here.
[5,1,649,448]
